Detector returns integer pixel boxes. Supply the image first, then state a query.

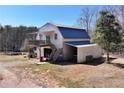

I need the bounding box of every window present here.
[39,34,42,40]
[55,33,57,40]
[46,35,50,43]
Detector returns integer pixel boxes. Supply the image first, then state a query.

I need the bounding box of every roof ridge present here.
[48,22,84,30]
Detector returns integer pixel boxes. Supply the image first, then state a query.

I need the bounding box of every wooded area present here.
[0,25,38,53]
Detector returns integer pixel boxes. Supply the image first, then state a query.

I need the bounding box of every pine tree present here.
[92,10,122,63]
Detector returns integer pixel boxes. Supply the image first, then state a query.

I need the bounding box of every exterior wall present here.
[48,32,63,49]
[37,46,51,58]
[36,23,64,49]
[77,45,102,63]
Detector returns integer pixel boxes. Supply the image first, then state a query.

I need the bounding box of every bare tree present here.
[115,6,124,28]
[102,5,124,25]
[77,6,98,34]
[102,5,116,13]
[0,25,38,53]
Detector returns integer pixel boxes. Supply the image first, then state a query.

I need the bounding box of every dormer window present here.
[55,33,57,40]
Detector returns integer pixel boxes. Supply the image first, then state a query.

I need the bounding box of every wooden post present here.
[106,52,110,64]
[28,46,30,60]
[39,46,42,62]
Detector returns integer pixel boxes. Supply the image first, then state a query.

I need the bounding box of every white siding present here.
[77,45,102,63]
[37,46,53,58]
[36,23,64,49]
[36,47,44,58]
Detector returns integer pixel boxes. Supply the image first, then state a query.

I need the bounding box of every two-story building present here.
[35,22,102,63]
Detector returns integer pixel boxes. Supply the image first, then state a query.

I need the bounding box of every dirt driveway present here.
[0,57,124,88]
[0,60,42,88]
[0,64,19,87]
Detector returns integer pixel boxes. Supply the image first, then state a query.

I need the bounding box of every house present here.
[35,22,102,63]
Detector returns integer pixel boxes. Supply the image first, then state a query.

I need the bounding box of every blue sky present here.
[0,5,103,27]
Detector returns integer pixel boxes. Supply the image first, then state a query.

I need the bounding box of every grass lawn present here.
[0,55,28,62]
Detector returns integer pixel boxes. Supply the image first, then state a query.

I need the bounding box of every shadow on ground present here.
[50,61,77,65]
[111,63,124,69]
[50,57,107,66]
[105,57,124,69]
[109,57,117,61]
[83,57,105,66]
[50,57,118,66]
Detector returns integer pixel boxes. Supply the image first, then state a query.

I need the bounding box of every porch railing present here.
[28,40,51,46]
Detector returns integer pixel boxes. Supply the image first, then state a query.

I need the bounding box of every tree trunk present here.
[106,52,110,64]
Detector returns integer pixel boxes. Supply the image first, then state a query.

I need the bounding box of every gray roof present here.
[57,26,90,39]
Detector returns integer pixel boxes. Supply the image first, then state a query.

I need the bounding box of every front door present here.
[46,35,50,43]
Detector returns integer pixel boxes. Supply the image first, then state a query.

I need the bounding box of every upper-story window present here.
[54,33,57,40]
[39,34,42,40]
[46,35,50,43]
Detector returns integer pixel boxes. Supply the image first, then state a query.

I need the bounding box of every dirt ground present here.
[0,55,124,88]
